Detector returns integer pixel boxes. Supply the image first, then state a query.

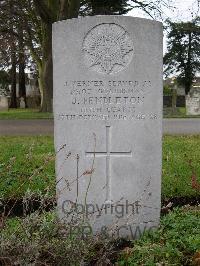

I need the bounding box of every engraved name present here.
[57,79,158,121]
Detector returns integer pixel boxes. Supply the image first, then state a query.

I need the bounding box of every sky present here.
[127,0,199,53]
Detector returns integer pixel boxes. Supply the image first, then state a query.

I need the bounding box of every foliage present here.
[164,107,185,118]
[0,210,95,265]
[118,207,200,265]
[163,107,200,118]
[0,0,30,107]
[79,0,173,18]
[0,136,55,199]
[1,107,200,119]
[0,207,200,265]
[0,109,53,119]
[80,0,132,16]
[162,135,200,197]
[0,0,173,112]
[163,84,172,96]
[164,18,200,95]
[0,136,200,200]
[0,70,10,96]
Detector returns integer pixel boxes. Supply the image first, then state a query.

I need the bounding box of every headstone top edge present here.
[52,15,163,27]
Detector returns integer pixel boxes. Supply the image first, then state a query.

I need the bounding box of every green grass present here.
[0,108,53,119]
[0,136,55,199]
[0,136,200,200]
[162,135,200,198]
[1,207,200,265]
[0,107,200,119]
[163,107,200,118]
[0,210,91,265]
[118,207,200,265]
[0,136,200,265]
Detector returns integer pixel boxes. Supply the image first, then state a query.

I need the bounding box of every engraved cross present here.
[85,126,132,202]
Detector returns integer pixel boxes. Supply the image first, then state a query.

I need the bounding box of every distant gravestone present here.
[53,16,163,239]
[0,96,8,111]
[186,88,200,115]
[19,97,26,109]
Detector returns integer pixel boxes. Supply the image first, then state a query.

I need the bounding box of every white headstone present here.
[53,16,163,239]
[186,88,200,115]
[19,97,26,109]
[0,96,8,111]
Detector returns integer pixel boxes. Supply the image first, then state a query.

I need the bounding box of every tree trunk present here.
[68,0,80,18]
[185,32,192,95]
[9,48,17,108]
[18,25,27,107]
[39,0,80,113]
[172,85,177,114]
[33,0,81,112]
[39,60,53,113]
[59,0,80,19]
[185,79,192,96]
[39,23,53,112]
[38,64,45,111]
[19,60,26,104]
[9,2,17,108]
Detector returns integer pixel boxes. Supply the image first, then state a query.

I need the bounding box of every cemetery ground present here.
[164,107,200,119]
[0,107,200,119]
[0,135,200,265]
[0,109,53,120]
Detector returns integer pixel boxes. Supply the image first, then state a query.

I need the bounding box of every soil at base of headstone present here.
[0,197,56,217]
[162,195,200,207]
[161,195,200,215]
[0,196,199,266]
[1,195,200,218]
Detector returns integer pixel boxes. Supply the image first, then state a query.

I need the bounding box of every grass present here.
[162,135,200,198]
[0,136,55,199]
[0,210,93,265]
[1,206,200,265]
[0,136,200,265]
[163,107,200,118]
[0,135,200,200]
[0,107,200,119]
[118,206,200,265]
[0,108,53,119]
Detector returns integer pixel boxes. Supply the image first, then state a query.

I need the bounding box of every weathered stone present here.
[186,88,200,115]
[0,96,8,111]
[19,97,26,109]
[53,16,163,239]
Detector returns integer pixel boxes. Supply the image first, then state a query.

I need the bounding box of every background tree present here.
[0,70,10,96]
[1,0,172,112]
[0,0,80,112]
[0,0,29,107]
[80,0,132,15]
[164,18,200,95]
[4,1,18,108]
[23,0,81,112]
[18,21,27,107]
[33,0,173,112]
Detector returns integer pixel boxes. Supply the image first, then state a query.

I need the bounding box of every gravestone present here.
[53,16,163,239]
[0,96,8,111]
[186,88,200,115]
[19,97,26,109]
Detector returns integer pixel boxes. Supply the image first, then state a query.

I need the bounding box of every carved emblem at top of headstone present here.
[82,23,134,74]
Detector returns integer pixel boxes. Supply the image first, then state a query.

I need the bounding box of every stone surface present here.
[19,97,26,109]
[186,88,200,115]
[53,16,163,239]
[0,96,8,111]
